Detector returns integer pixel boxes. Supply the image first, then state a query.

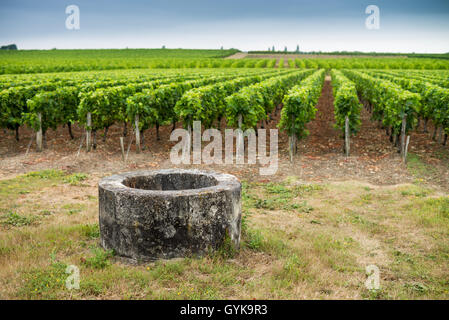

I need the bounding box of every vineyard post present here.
[187,119,192,153]
[237,114,244,158]
[345,116,350,157]
[76,132,85,158]
[119,137,125,161]
[26,133,35,155]
[36,112,43,152]
[404,135,410,164]
[86,112,92,152]
[401,113,407,161]
[289,114,296,163]
[135,114,141,153]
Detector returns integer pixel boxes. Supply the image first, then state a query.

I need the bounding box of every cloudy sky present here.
[0,0,448,53]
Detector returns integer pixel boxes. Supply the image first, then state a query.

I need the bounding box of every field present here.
[0,49,448,300]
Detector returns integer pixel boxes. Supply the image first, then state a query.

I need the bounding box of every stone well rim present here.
[98,169,241,196]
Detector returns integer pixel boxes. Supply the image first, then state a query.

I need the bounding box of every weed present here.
[215,231,238,259]
[82,248,114,269]
[244,229,264,251]
[79,224,100,239]
[0,211,37,227]
[25,170,64,179]
[18,261,68,299]
[63,173,88,186]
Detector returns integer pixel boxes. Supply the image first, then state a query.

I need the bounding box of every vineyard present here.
[1,50,448,161]
[1,49,449,300]
[2,49,449,74]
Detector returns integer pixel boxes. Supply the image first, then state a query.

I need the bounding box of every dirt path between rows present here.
[225,52,248,59]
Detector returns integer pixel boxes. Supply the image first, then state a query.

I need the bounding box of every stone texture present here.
[98,169,241,262]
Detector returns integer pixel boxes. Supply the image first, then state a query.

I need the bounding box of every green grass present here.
[406,153,438,180]
[63,173,88,186]
[243,180,321,214]
[0,211,38,227]
[1,171,449,299]
[82,248,114,269]
[0,49,241,74]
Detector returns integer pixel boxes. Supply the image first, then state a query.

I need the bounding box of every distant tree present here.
[0,44,17,50]
[284,46,287,52]
[268,47,270,51]
[162,45,166,49]
[296,45,300,52]
[220,46,223,50]
[272,45,275,52]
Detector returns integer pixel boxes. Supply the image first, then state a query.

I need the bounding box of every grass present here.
[406,153,438,181]
[0,211,38,227]
[0,170,448,299]
[63,173,88,186]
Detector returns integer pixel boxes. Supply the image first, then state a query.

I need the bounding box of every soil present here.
[1,76,448,190]
[226,53,408,60]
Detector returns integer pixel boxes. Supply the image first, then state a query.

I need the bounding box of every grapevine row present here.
[278,69,326,160]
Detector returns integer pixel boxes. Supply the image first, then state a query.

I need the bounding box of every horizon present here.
[1,0,449,53]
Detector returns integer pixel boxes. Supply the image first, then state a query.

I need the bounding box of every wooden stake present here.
[289,114,296,163]
[404,135,410,164]
[237,114,244,157]
[135,114,141,154]
[401,114,407,157]
[238,114,243,129]
[345,116,350,157]
[86,112,92,152]
[36,112,43,152]
[119,137,125,161]
[187,122,192,152]
[26,133,35,155]
[125,129,134,163]
[76,132,85,158]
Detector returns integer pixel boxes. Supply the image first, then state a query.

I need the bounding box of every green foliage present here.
[82,248,114,269]
[79,224,100,239]
[226,70,313,130]
[19,261,68,298]
[63,173,88,185]
[24,169,64,179]
[0,49,241,74]
[331,69,362,135]
[0,83,57,132]
[365,70,449,134]
[343,70,421,135]
[244,229,264,250]
[279,69,326,140]
[175,70,285,128]
[0,211,37,227]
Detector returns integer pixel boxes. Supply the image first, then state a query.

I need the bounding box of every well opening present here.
[122,172,219,191]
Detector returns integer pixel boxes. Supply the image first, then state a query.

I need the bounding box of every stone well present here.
[98,169,242,262]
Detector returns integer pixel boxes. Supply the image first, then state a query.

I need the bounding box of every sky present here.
[0,0,448,53]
